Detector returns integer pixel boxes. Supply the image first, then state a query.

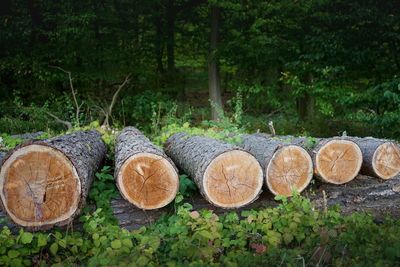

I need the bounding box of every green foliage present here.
[1,193,399,266]
[87,166,118,224]
[0,135,23,150]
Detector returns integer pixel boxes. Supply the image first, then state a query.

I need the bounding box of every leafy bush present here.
[1,190,399,266]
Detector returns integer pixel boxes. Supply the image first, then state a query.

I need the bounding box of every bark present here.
[10,132,45,140]
[344,137,400,179]
[208,5,223,120]
[164,133,263,208]
[114,127,179,209]
[110,174,400,230]
[0,130,106,230]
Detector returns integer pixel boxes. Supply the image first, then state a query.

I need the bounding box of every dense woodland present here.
[1,1,400,266]
[1,0,400,137]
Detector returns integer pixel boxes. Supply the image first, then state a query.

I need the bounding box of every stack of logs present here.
[0,127,399,230]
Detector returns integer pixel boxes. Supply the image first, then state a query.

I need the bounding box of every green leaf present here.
[8,250,20,259]
[37,235,47,247]
[111,240,122,249]
[20,232,33,244]
[122,239,133,248]
[50,243,58,255]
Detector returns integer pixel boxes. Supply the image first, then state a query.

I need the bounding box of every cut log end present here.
[203,150,263,208]
[117,153,179,210]
[0,145,81,227]
[266,145,313,196]
[373,142,400,180]
[315,140,362,184]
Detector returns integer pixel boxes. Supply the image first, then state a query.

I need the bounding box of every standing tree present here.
[208,3,223,120]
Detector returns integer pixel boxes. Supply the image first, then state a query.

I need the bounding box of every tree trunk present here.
[239,134,313,196]
[114,127,179,210]
[0,130,106,230]
[166,0,175,73]
[164,133,263,208]
[27,0,47,44]
[343,137,400,180]
[155,15,165,73]
[291,137,363,184]
[208,5,223,121]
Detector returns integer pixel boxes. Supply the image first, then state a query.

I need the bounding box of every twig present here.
[268,121,276,136]
[46,112,72,130]
[49,66,82,127]
[102,74,131,128]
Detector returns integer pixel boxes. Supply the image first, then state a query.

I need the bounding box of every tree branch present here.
[46,112,72,130]
[49,65,81,127]
[102,74,131,128]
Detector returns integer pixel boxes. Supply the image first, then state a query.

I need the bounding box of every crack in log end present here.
[0,145,81,227]
[203,150,263,208]
[373,142,400,180]
[266,145,313,196]
[316,140,362,184]
[118,153,179,210]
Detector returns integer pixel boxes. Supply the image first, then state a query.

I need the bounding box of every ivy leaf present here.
[20,232,33,244]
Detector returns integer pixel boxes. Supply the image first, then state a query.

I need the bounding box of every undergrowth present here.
[0,166,399,266]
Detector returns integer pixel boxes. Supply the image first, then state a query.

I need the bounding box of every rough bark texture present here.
[0,130,106,230]
[164,133,263,208]
[114,127,179,209]
[10,132,45,140]
[239,134,313,196]
[344,137,400,179]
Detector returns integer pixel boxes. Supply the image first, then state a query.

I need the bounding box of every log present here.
[0,130,106,230]
[110,174,400,230]
[164,133,263,208]
[239,134,313,196]
[1,174,399,231]
[289,137,363,184]
[344,137,400,180]
[114,127,179,210]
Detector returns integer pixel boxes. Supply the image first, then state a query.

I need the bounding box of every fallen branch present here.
[49,66,83,127]
[102,74,131,128]
[46,112,73,130]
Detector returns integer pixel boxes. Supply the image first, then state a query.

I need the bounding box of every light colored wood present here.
[315,140,362,184]
[0,145,81,227]
[117,153,179,210]
[203,150,263,208]
[373,142,400,180]
[266,145,313,196]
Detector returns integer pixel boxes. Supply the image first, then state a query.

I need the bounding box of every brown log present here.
[110,174,400,230]
[239,134,313,196]
[289,137,363,184]
[114,127,179,210]
[164,133,263,208]
[344,137,400,180]
[0,130,106,230]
